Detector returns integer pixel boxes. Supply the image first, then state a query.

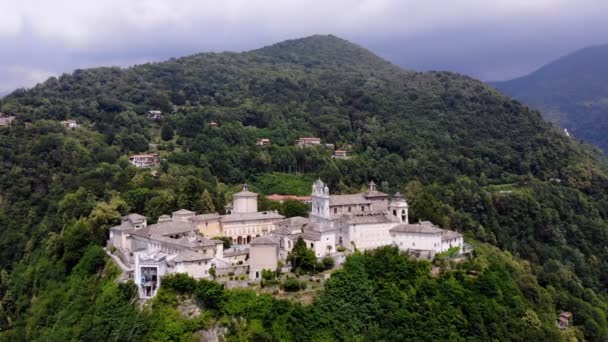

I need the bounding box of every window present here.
[334,208,337,214]
[412,242,415,246]
[310,243,314,248]
[348,207,352,212]
[393,210,397,216]
[361,206,365,211]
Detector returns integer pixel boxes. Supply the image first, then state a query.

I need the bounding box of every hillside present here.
[0,35,607,340]
[491,44,608,152]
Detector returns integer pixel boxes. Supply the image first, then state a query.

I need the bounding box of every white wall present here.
[174,261,212,279]
[249,244,278,280]
[392,232,442,252]
[348,222,395,251]
[440,236,463,253]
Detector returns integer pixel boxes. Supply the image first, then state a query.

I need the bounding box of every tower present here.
[310,179,330,221]
[232,184,258,213]
[389,192,409,224]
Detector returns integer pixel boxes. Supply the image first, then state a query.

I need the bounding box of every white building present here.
[249,236,279,280]
[390,221,464,259]
[147,110,162,119]
[61,119,80,129]
[128,153,160,168]
[220,184,285,244]
[270,179,466,262]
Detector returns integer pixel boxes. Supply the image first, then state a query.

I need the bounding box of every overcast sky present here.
[1,0,607,93]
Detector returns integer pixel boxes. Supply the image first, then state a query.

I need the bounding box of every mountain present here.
[0,35,607,340]
[491,44,608,152]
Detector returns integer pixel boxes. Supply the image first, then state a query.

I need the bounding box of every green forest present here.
[0,35,607,340]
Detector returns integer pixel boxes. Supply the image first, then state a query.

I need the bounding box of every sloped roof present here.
[122,213,146,222]
[329,194,371,206]
[224,247,250,257]
[276,216,310,228]
[172,209,195,215]
[390,221,443,234]
[172,250,213,262]
[441,229,462,241]
[131,221,195,237]
[221,211,284,223]
[190,213,221,221]
[339,212,396,224]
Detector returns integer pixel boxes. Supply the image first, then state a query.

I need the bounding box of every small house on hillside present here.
[61,119,80,129]
[147,110,163,120]
[333,150,351,159]
[208,121,219,128]
[295,137,321,147]
[556,311,573,330]
[256,138,271,146]
[128,153,160,168]
[0,113,16,127]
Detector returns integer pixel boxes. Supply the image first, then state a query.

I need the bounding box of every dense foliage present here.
[0,35,607,339]
[491,43,608,152]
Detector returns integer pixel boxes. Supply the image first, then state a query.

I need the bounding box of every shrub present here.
[337,246,346,252]
[283,278,307,292]
[322,256,335,270]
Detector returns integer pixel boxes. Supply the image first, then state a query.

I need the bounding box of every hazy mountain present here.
[491,44,608,152]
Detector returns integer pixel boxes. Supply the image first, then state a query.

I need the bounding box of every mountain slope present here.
[0,35,607,339]
[491,44,608,152]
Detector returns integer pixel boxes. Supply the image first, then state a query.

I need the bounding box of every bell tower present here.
[310,179,330,221]
[389,192,409,223]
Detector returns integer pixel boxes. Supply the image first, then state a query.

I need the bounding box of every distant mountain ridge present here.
[490,43,608,152]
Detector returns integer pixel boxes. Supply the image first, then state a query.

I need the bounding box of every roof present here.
[233,190,258,197]
[224,247,250,257]
[393,192,405,199]
[172,209,195,216]
[390,222,444,234]
[110,222,136,232]
[364,190,389,198]
[172,250,213,262]
[122,213,146,222]
[221,211,284,223]
[190,213,221,221]
[251,236,278,246]
[276,216,310,227]
[129,154,158,158]
[329,194,371,206]
[138,250,170,263]
[441,229,462,241]
[339,213,396,225]
[131,221,195,238]
[142,235,221,249]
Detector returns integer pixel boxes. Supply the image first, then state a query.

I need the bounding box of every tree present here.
[160,124,174,141]
[287,237,317,273]
[197,189,215,213]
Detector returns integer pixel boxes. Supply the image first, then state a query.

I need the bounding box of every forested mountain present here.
[0,35,607,340]
[491,44,608,152]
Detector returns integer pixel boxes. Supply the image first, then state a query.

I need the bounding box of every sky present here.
[1,0,608,94]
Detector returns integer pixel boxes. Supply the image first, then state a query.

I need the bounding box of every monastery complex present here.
[108,180,469,298]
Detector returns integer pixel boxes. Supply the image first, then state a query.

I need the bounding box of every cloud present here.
[0,0,607,92]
